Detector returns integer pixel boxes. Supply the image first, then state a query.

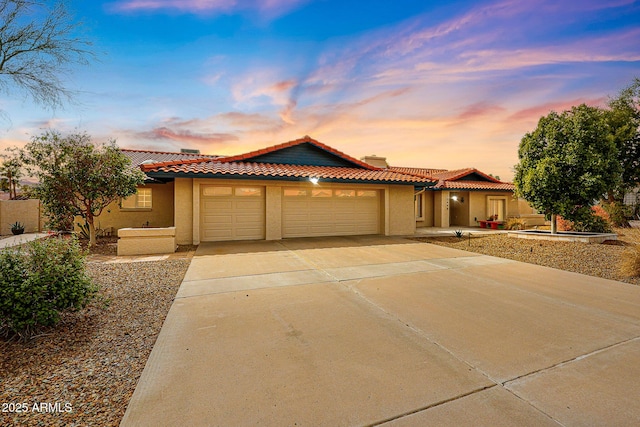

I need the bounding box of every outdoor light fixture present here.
[451,195,458,201]
[309,177,319,185]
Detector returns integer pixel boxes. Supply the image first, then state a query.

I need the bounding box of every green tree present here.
[514,104,621,233]
[22,130,145,246]
[0,0,93,113]
[0,147,23,199]
[605,77,640,202]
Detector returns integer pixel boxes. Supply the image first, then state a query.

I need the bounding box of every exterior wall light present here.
[309,177,319,185]
[451,195,458,201]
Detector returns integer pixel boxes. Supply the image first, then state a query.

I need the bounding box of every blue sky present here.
[1,0,639,180]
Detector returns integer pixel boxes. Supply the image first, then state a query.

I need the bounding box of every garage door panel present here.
[203,200,233,211]
[201,186,265,241]
[235,200,262,210]
[283,187,380,238]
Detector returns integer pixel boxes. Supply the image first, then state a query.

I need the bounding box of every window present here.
[284,189,307,197]
[311,189,332,197]
[235,187,261,196]
[357,190,377,197]
[121,188,152,209]
[335,189,355,198]
[203,186,232,196]
[415,191,424,220]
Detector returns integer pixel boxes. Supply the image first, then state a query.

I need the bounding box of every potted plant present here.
[10,221,25,235]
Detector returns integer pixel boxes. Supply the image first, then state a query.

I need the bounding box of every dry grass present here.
[620,229,640,278]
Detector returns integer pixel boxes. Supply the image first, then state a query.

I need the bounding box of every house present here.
[98,136,540,245]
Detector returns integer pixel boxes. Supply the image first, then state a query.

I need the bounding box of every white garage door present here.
[282,187,380,238]
[201,186,265,241]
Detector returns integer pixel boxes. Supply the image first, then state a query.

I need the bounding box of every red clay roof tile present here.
[142,160,433,184]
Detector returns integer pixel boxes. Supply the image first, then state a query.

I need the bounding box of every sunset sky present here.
[1,0,639,180]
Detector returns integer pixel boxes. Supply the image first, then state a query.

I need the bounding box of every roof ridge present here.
[140,157,217,172]
[122,148,218,157]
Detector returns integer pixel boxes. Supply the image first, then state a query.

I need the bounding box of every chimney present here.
[180,148,200,154]
[361,154,388,169]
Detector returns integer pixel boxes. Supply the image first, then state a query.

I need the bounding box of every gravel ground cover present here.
[413,227,640,286]
[1,251,190,426]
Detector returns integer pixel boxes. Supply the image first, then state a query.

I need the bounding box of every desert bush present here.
[621,244,640,277]
[620,229,640,277]
[558,206,612,233]
[0,236,97,341]
[601,202,631,227]
[556,215,574,231]
[506,217,527,230]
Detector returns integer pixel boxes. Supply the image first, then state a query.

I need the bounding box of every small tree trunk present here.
[86,213,97,247]
[551,213,557,234]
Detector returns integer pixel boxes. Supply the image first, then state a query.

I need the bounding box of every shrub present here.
[621,244,640,277]
[556,215,574,231]
[0,236,97,341]
[559,206,612,233]
[601,202,631,227]
[506,217,526,230]
[620,230,640,277]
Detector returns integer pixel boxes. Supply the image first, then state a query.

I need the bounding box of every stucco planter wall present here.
[117,226,176,256]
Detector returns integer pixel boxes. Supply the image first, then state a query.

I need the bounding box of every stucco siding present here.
[387,185,415,235]
[92,183,174,233]
[174,178,194,245]
[416,191,434,227]
[170,178,416,244]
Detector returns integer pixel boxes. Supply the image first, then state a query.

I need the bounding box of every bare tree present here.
[0,0,93,111]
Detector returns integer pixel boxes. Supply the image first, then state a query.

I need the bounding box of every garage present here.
[201,185,265,241]
[282,187,380,238]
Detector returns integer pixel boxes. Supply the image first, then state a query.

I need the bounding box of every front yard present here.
[0,256,190,426]
[413,227,640,286]
[2,229,639,425]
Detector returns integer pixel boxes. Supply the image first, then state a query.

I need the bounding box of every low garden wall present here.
[117,226,176,256]
[0,199,41,235]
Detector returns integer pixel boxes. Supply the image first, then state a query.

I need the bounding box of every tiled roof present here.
[121,148,219,166]
[390,166,514,191]
[388,167,448,177]
[127,138,512,189]
[142,160,434,184]
[430,168,501,183]
[435,180,515,191]
[217,136,378,170]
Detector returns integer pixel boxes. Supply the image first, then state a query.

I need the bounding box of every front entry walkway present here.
[0,232,49,249]
[122,236,640,426]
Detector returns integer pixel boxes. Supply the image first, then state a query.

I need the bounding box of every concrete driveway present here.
[121,236,640,426]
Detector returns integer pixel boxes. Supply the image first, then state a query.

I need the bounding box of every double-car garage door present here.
[200,185,380,241]
[281,187,380,238]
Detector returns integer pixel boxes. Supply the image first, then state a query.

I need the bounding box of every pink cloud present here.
[136,126,238,145]
[454,102,507,122]
[507,97,607,122]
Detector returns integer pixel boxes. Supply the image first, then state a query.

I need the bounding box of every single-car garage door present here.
[282,187,380,238]
[201,185,265,241]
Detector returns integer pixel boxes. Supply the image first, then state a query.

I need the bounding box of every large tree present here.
[514,104,621,233]
[22,131,146,246]
[0,0,93,111]
[605,77,640,202]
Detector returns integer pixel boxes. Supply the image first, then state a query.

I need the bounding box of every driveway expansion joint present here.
[368,384,499,426]
[502,335,640,388]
